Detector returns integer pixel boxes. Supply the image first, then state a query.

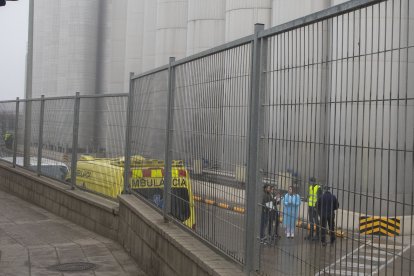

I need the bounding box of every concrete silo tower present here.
[155,0,188,67]
[186,0,226,56]
[142,0,158,72]
[225,0,272,42]
[271,0,330,26]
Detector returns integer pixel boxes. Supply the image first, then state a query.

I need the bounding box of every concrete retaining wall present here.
[117,195,242,276]
[0,161,243,276]
[0,162,119,240]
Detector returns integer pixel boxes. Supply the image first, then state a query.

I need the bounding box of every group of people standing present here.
[260,184,301,243]
[260,177,339,247]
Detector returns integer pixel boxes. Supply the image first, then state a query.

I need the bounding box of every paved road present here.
[0,190,146,276]
[260,232,413,276]
[194,201,413,276]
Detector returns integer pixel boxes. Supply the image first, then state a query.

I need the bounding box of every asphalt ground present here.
[260,230,413,276]
[194,201,413,276]
[0,190,146,276]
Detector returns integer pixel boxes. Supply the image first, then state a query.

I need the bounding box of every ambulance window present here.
[132,187,190,222]
[40,165,69,181]
[137,188,164,208]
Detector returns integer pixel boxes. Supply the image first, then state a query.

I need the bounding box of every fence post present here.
[245,23,266,274]
[70,92,80,190]
[13,97,20,168]
[37,95,45,176]
[163,57,176,222]
[23,99,32,168]
[123,72,135,194]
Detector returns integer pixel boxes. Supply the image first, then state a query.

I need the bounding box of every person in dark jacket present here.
[317,186,339,246]
[268,186,281,241]
[260,184,272,243]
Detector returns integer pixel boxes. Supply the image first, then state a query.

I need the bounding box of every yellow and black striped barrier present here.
[359,216,400,237]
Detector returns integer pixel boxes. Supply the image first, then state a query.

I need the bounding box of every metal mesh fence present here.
[172,45,252,263]
[24,99,42,173]
[0,0,413,274]
[76,96,128,158]
[16,101,26,159]
[75,95,128,198]
[0,101,17,160]
[40,98,74,182]
[128,70,170,209]
[130,71,169,160]
[259,0,414,275]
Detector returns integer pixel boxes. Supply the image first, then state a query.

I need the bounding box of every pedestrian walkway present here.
[0,190,146,276]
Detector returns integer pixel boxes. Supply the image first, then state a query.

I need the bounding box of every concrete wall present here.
[0,161,119,240]
[0,161,243,276]
[117,195,243,276]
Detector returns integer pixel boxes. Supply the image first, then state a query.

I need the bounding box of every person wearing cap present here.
[317,185,339,246]
[305,177,322,241]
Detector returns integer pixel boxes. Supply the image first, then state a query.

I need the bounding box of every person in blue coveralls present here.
[283,185,301,239]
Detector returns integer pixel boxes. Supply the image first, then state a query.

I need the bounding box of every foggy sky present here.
[0,0,28,101]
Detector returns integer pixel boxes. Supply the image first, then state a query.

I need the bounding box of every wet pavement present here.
[195,201,413,276]
[260,229,414,276]
[0,190,146,276]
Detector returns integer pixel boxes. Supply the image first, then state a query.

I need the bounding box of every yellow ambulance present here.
[73,155,195,229]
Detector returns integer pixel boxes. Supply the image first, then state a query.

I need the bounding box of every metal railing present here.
[0,0,413,274]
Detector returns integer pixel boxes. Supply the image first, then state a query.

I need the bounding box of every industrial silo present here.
[155,0,188,67]
[225,0,272,42]
[32,0,60,98]
[142,0,158,72]
[108,0,129,94]
[271,0,330,26]
[186,0,225,56]
[124,0,145,80]
[55,0,101,96]
[218,1,271,172]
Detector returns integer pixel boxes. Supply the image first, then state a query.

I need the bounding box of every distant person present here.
[317,185,339,246]
[305,177,322,241]
[260,184,272,244]
[269,186,281,241]
[282,186,301,239]
[3,132,13,150]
